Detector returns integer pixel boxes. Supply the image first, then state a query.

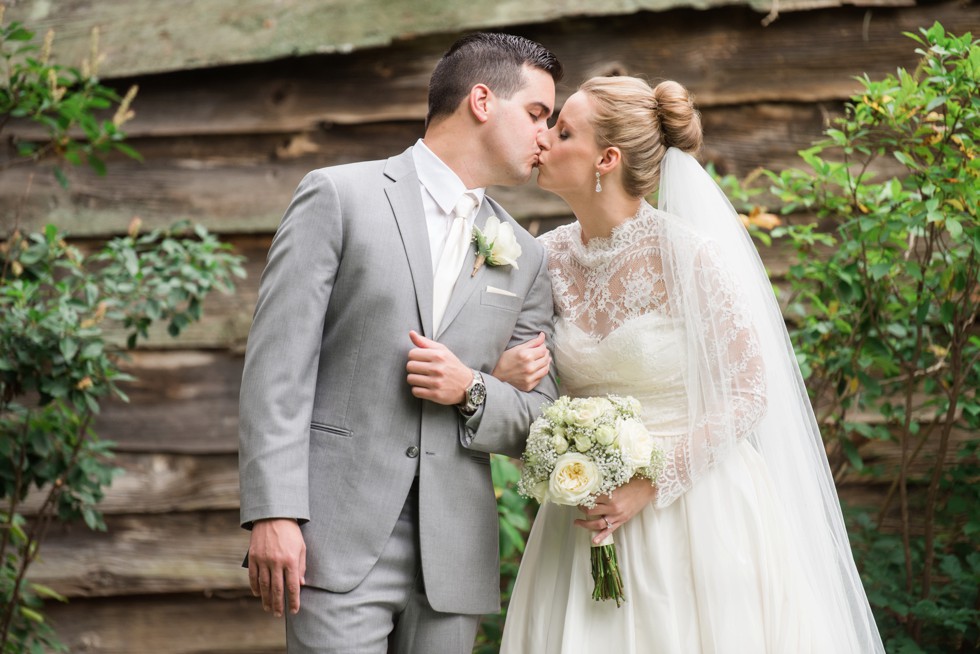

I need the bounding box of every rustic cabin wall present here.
[3,1,973,651]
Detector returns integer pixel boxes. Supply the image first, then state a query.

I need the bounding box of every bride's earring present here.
[595,171,602,193]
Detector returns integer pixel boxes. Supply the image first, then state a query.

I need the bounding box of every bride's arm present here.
[491,331,552,392]
[654,243,768,509]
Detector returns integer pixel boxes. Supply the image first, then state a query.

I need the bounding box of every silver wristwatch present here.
[459,370,487,415]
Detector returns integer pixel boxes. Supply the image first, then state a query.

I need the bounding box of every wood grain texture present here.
[45,592,286,654]
[29,511,250,598]
[19,453,241,516]
[1,104,830,239]
[6,3,968,141]
[4,0,916,78]
[94,350,246,451]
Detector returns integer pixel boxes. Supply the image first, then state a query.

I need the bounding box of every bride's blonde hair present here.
[580,76,702,197]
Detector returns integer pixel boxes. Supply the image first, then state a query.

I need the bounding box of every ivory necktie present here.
[432,191,478,333]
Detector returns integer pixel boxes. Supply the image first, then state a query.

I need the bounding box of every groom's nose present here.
[536,129,551,150]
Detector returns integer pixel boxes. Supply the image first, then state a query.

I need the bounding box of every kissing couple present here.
[239,32,884,654]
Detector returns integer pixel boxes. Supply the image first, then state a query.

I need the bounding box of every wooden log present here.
[19,453,241,516]
[5,3,969,141]
[2,103,838,239]
[28,511,250,598]
[4,0,919,79]
[94,350,245,453]
[45,592,286,654]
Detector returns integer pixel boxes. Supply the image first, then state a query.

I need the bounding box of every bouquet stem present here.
[590,534,626,607]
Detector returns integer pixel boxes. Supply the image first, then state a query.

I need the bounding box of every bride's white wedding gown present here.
[500,204,856,653]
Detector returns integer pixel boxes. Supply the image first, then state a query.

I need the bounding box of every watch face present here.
[470,381,487,406]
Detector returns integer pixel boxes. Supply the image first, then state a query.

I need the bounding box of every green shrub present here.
[763,23,979,652]
[0,14,245,653]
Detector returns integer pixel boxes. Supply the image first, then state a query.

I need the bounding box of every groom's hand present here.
[406,330,472,405]
[248,518,307,617]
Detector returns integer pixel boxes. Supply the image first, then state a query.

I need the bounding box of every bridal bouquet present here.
[517,395,663,606]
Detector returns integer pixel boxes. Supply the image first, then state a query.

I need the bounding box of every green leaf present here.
[53,166,69,189]
[946,218,963,240]
[29,583,68,603]
[86,153,107,176]
[59,338,78,362]
[870,262,892,280]
[19,606,45,623]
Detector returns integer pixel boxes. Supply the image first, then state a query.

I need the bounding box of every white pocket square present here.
[486,285,518,298]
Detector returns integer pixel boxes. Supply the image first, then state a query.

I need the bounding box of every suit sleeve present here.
[238,169,342,529]
[461,247,559,459]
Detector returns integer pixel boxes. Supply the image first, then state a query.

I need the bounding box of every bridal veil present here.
[656,147,885,652]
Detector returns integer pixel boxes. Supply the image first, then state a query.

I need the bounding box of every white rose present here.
[482,216,522,269]
[617,418,654,469]
[546,397,573,425]
[552,434,569,454]
[594,424,617,446]
[548,453,602,506]
[573,434,593,452]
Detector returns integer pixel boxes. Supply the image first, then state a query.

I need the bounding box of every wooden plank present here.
[19,453,241,516]
[1,103,835,239]
[94,350,245,453]
[5,3,967,140]
[4,0,917,79]
[29,511,250,598]
[45,592,285,654]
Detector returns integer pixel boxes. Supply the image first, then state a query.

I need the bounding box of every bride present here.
[493,76,884,653]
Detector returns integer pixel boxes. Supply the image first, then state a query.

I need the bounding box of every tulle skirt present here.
[500,441,853,654]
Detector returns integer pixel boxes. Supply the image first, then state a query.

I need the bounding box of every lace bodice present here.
[540,202,768,507]
[542,205,671,338]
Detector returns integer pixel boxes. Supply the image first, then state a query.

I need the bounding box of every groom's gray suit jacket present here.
[238,147,558,614]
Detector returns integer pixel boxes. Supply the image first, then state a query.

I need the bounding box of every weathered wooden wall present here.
[2,0,975,651]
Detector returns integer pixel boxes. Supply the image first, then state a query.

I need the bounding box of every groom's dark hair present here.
[426,33,563,128]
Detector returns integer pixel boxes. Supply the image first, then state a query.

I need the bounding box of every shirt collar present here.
[412,139,486,216]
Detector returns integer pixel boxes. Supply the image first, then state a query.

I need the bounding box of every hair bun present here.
[653,80,702,154]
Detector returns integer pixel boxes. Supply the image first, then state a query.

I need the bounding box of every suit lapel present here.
[384,150,435,337]
[434,204,491,340]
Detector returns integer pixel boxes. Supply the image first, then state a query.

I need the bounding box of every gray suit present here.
[238,147,557,631]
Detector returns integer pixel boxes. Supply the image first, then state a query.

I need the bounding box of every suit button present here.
[406,446,420,458]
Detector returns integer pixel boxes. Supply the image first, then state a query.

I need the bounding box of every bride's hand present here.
[575,476,658,545]
[491,332,551,392]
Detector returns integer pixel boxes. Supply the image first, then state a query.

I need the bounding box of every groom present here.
[238,33,562,653]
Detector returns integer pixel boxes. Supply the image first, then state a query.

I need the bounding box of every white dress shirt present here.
[411,139,486,272]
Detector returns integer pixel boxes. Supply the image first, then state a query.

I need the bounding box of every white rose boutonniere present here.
[471,215,522,276]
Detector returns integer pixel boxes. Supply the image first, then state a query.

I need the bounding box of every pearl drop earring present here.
[595,171,602,193]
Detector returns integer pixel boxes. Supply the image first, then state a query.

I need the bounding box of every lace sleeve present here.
[654,242,768,508]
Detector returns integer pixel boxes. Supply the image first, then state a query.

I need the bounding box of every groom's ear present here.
[596,147,622,174]
[468,84,492,124]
